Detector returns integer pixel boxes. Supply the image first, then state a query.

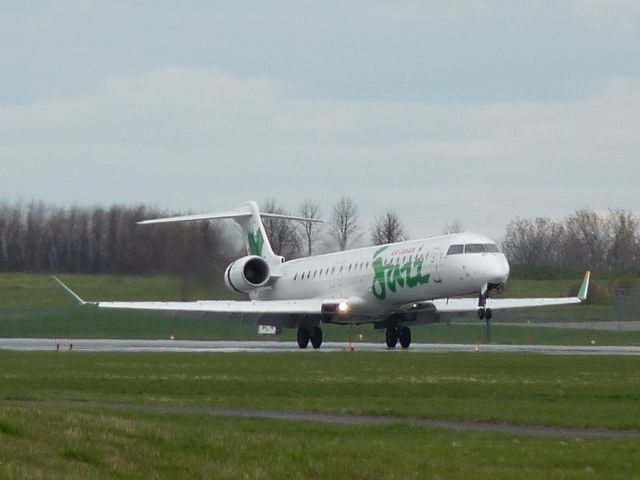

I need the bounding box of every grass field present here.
[2,405,639,480]
[1,351,640,479]
[2,351,639,430]
[0,273,638,344]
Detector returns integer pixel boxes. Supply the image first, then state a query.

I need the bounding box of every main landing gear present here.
[385,325,412,349]
[297,326,323,349]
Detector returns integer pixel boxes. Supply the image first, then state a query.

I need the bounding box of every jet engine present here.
[224,255,271,293]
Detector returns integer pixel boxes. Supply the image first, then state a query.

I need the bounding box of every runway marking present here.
[4,399,640,439]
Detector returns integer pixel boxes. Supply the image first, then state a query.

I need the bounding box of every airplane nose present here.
[488,255,510,285]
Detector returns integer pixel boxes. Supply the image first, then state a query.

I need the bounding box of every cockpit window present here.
[446,244,464,255]
[464,243,485,253]
[484,243,500,253]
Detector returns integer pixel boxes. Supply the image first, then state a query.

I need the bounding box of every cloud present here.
[0,68,638,237]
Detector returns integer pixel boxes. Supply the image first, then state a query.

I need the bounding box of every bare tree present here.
[442,219,464,235]
[329,197,360,251]
[370,210,409,245]
[261,198,301,259]
[298,199,321,257]
[562,209,610,270]
[607,209,639,270]
[502,217,565,267]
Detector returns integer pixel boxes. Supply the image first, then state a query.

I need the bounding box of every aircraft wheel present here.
[399,326,412,349]
[385,326,399,348]
[297,327,310,349]
[477,308,485,320]
[485,308,493,320]
[310,326,323,349]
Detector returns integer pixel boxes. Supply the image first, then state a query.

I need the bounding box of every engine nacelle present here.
[224,255,271,294]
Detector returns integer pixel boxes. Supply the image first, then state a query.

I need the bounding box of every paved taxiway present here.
[1,338,640,354]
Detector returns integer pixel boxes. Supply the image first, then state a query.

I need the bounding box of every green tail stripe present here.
[577,272,590,301]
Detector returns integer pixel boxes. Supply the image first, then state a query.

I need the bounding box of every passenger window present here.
[464,244,485,253]
[447,244,464,255]
[294,273,297,280]
[301,272,305,280]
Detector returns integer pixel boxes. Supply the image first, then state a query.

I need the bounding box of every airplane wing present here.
[96,299,323,315]
[52,276,324,319]
[414,271,590,315]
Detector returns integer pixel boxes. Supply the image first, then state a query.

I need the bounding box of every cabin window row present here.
[292,253,427,281]
[293,262,370,281]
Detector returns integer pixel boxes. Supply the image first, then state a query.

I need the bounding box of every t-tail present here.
[137,201,321,266]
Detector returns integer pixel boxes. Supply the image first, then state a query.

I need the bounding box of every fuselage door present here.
[430,248,444,283]
[330,262,345,289]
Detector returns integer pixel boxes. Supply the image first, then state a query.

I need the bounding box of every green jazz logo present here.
[247,229,265,257]
[371,246,430,300]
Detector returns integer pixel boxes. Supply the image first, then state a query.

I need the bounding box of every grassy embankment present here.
[0,273,638,344]
[1,351,640,479]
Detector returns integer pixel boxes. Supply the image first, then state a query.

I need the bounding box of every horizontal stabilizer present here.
[138,211,323,225]
[137,211,252,225]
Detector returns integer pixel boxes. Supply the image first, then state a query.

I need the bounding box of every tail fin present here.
[137,201,321,265]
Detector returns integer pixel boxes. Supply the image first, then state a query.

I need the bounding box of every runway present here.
[1,338,640,354]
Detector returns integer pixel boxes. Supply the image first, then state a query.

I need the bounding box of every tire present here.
[485,308,493,320]
[310,326,323,349]
[385,326,398,348]
[297,327,310,349]
[399,326,412,349]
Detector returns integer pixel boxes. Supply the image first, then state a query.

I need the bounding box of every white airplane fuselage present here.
[253,232,510,318]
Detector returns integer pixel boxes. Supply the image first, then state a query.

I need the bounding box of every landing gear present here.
[399,326,412,349]
[310,326,323,349]
[385,326,398,348]
[297,326,323,349]
[297,327,310,349]
[477,284,493,320]
[385,325,412,349]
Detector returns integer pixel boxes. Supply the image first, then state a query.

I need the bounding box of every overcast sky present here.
[1,1,639,240]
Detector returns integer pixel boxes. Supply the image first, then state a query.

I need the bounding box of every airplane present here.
[54,201,591,349]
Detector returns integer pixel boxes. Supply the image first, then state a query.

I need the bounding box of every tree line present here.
[0,201,235,275]
[0,199,637,275]
[502,209,639,271]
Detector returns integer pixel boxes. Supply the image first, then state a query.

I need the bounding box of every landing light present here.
[337,301,350,314]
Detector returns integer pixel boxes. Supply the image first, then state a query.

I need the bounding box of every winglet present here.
[577,271,591,302]
[52,276,89,305]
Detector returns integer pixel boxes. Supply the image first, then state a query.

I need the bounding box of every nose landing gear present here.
[477,285,493,343]
[476,283,493,320]
[476,307,492,320]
